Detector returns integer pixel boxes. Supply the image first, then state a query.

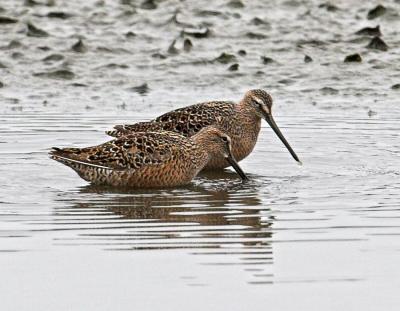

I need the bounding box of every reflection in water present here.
[54,171,274,283]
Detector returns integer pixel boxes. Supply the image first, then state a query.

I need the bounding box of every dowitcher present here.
[106,89,300,169]
[49,127,247,188]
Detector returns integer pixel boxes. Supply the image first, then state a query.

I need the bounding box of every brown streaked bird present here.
[49,127,247,188]
[106,89,301,170]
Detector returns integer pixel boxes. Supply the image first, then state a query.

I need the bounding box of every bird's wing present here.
[50,131,185,171]
[107,101,235,137]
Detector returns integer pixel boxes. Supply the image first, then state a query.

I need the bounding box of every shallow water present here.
[1,0,400,310]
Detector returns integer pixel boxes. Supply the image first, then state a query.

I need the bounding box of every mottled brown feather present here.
[107,101,234,138]
[50,128,244,188]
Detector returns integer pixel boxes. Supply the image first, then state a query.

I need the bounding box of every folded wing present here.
[50,131,183,171]
[106,101,234,137]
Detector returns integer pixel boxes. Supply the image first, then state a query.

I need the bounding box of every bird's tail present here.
[105,125,125,137]
[49,148,116,183]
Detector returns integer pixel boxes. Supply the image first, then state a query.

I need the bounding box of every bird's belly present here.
[81,156,207,188]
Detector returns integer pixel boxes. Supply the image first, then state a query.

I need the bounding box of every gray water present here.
[1,0,400,310]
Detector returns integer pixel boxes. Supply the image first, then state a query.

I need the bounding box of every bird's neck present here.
[192,130,208,146]
[192,131,218,159]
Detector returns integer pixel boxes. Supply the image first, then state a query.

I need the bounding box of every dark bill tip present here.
[264,114,301,164]
[226,156,248,181]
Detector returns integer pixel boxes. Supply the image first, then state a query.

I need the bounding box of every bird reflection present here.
[56,171,274,273]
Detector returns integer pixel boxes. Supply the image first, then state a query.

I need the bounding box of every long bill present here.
[226,156,248,181]
[264,114,301,164]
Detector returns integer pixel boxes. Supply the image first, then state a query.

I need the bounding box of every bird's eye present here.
[253,100,263,107]
[221,136,228,142]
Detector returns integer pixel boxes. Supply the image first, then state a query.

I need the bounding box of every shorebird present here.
[49,127,247,188]
[106,89,300,169]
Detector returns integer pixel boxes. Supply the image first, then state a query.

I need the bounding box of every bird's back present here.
[107,101,235,138]
[50,131,209,187]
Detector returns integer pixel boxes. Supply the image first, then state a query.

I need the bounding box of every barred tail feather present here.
[49,149,118,184]
[49,153,112,170]
[105,125,124,137]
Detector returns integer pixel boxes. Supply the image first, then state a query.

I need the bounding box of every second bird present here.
[107,89,301,170]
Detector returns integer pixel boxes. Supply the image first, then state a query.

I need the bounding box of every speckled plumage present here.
[50,127,247,188]
[107,101,235,138]
[107,89,300,169]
